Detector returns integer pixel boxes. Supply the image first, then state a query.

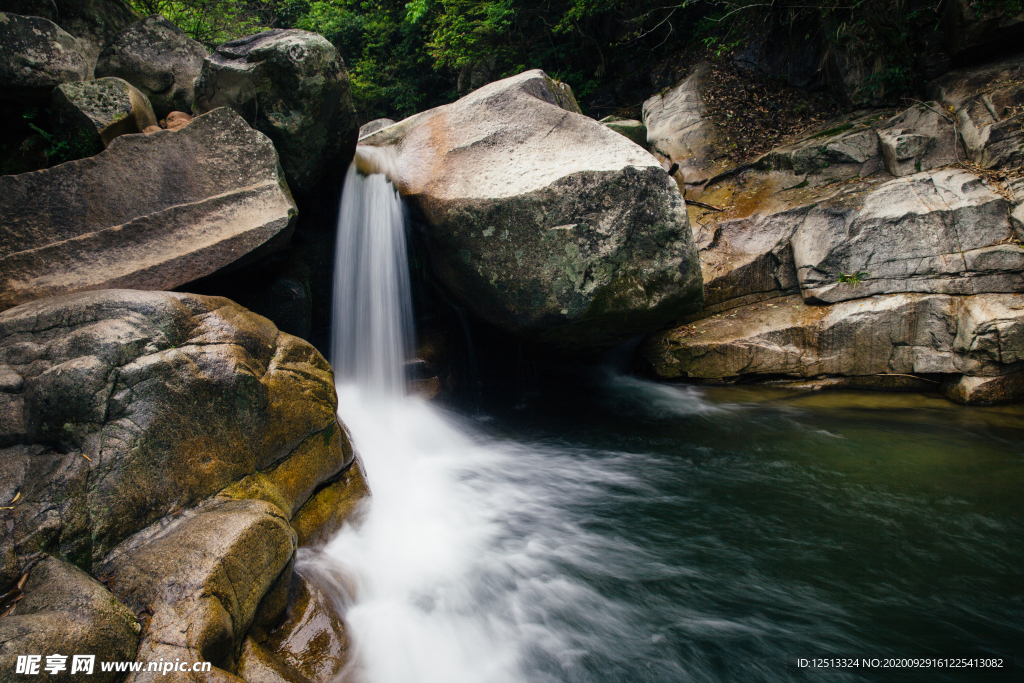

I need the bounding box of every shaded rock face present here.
[638,293,1024,404]
[0,0,139,77]
[50,76,158,157]
[0,289,367,679]
[642,64,727,183]
[0,12,89,102]
[943,0,1024,65]
[96,14,208,119]
[640,54,1024,403]
[0,555,140,682]
[0,107,297,311]
[194,29,359,198]
[600,117,648,149]
[362,69,703,353]
[929,54,1024,171]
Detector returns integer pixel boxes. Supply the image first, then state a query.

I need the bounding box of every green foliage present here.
[120,0,1024,123]
[837,270,870,288]
[125,0,274,47]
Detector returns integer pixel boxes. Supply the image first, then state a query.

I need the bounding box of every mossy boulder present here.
[96,14,207,118]
[49,76,157,158]
[0,0,138,77]
[361,69,703,353]
[0,12,89,103]
[194,29,359,198]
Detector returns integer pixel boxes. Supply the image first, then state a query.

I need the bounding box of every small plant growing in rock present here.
[837,270,870,288]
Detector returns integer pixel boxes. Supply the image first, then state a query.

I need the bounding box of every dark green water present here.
[440,374,1023,683]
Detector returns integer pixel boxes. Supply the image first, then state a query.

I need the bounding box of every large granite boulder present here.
[0,289,367,678]
[0,12,89,103]
[0,555,140,682]
[194,29,359,197]
[96,14,207,119]
[0,0,138,77]
[0,107,296,311]
[361,69,703,353]
[638,292,1024,404]
[49,76,158,158]
[642,63,727,184]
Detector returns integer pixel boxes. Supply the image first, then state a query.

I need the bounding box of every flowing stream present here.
[312,151,1024,683]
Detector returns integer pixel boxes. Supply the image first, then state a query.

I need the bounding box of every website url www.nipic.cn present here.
[15,655,212,676]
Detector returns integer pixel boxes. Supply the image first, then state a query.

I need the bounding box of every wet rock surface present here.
[0,107,297,311]
[362,69,703,354]
[194,29,359,198]
[0,288,366,678]
[0,289,342,588]
[0,555,140,682]
[96,14,208,119]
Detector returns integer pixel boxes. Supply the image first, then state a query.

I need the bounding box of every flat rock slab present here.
[793,168,1023,303]
[0,107,297,311]
[639,292,1024,403]
[362,69,703,353]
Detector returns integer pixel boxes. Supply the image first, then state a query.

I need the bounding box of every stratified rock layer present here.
[362,69,703,353]
[0,107,297,311]
[641,53,1024,403]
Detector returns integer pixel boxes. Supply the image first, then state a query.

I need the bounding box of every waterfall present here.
[330,145,413,396]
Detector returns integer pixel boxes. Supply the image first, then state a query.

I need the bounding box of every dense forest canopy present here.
[126,0,1023,122]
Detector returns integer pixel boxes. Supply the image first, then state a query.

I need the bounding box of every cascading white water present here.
[330,145,413,396]
[312,147,1024,683]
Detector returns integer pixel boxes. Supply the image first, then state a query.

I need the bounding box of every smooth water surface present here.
[323,152,1021,683]
[316,377,1023,683]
